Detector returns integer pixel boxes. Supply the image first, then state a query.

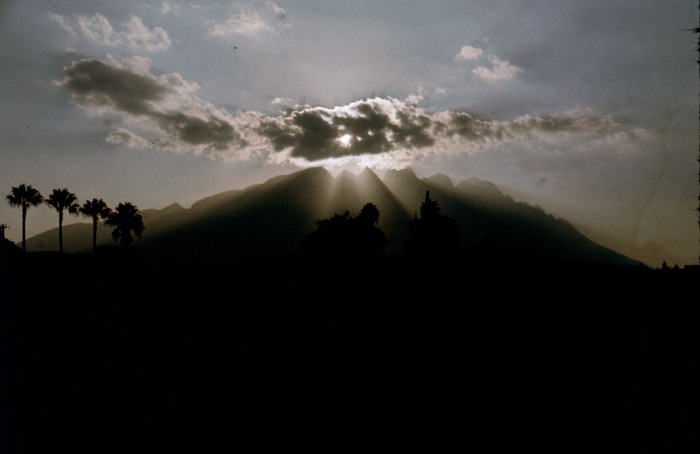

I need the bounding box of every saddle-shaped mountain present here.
[24,167,637,266]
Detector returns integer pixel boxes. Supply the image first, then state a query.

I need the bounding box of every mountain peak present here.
[396,167,417,177]
[337,169,356,180]
[358,167,382,184]
[456,178,507,202]
[359,166,379,178]
[423,173,454,189]
[141,202,186,219]
[382,167,419,184]
[297,166,333,178]
[162,202,185,212]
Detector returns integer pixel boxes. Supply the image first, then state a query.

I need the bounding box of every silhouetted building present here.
[0,224,20,255]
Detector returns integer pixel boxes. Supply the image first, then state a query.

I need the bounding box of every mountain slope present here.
[141,166,334,258]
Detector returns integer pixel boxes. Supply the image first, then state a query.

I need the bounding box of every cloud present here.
[257,98,437,161]
[160,2,182,16]
[270,97,297,107]
[454,45,483,61]
[49,12,78,38]
[208,11,269,36]
[106,128,153,149]
[54,13,171,52]
[120,15,172,52]
[59,58,646,168]
[265,1,287,20]
[404,87,428,105]
[452,44,521,82]
[60,58,247,155]
[255,99,622,164]
[207,2,288,37]
[62,58,167,115]
[472,56,522,81]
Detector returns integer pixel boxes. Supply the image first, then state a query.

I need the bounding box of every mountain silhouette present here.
[23,167,638,266]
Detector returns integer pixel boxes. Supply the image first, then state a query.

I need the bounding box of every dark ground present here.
[1,250,698,453]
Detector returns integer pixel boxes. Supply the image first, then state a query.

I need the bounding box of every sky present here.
[0,0,697,267]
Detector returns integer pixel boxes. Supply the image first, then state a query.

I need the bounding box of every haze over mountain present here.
[23,167,638,267]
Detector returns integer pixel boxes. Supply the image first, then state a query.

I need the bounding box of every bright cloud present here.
[473,56,522,81]
[404,87,428,105]
[121,15,172,52]
[159,2,181,16]
[271,97,297,107]
[454,45,483,61]
[54,13,171,52]
[208,11,269,36]
[265,1,287,20]
[207,2,288,37]
[106,128,153,149]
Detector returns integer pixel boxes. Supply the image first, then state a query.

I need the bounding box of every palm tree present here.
[105,202,144,248]
[79,198,112,253]
[45,188,80,253]
[6,184,44,252]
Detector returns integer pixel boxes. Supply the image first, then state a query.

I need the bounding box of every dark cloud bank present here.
[62,59,247,152]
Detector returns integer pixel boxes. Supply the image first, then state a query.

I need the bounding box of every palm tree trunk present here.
[21,206,26,253]
[58,209,64,254]
[120,228,129,248]
[92,217,98,253]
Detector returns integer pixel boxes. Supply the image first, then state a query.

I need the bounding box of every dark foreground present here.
[1,251,698,453]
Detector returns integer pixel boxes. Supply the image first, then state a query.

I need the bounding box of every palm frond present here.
[6,184,43,208]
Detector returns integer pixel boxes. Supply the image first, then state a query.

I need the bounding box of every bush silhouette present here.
[303,202,388,258]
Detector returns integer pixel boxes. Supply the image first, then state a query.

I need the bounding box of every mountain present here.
[23,167,638,266]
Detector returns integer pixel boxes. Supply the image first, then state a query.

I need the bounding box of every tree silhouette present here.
[6,184,43,253]
[79,198,112,253]
[356,202,380,226]
[405,190,460,256]
[303,202,388,258]
[45,188,80,253]
[105,202,144,249]
[419,191,441,220]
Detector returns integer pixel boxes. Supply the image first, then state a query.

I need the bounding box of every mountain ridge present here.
[21,166,639,267]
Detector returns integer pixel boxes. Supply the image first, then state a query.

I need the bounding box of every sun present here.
[337,133,353,147]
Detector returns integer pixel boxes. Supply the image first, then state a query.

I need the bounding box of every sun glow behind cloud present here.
[337,134,353,147]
